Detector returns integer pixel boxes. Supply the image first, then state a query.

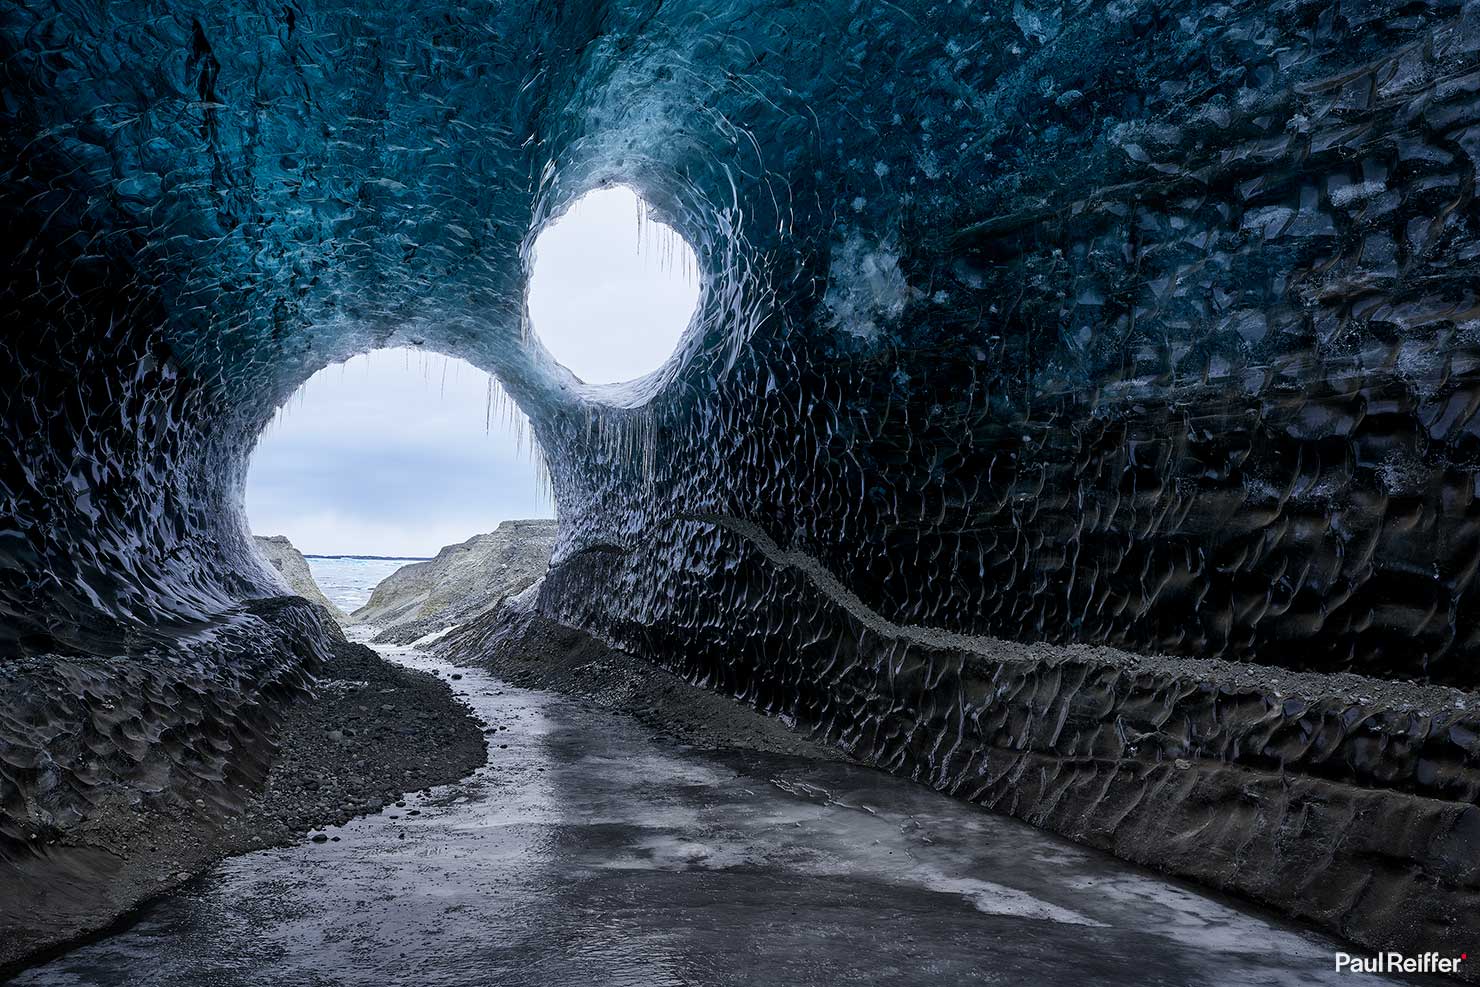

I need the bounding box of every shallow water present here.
[7,643,1435,987]
[303,556,425,612]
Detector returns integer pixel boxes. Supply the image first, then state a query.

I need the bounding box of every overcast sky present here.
[245,348,553,557]
[245,187,697,557]
[527,186,698,385]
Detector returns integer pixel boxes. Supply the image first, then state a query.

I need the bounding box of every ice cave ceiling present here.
[6,0,1480,676]
[4,0,1480,959]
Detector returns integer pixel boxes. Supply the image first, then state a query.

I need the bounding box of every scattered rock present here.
[437,587,847,761]
[0,636,486,972]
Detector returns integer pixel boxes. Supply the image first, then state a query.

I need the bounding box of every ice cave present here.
[2,0,1479,983]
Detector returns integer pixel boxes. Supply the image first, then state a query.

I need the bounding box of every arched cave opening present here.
[243,346,554,619]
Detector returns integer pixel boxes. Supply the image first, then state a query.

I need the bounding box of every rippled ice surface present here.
[303,556,425,612]
[8,643,1437,987]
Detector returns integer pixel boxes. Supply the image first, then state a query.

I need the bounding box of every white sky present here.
[527,186,699,384]
[245,187,697,557]
[245,348,552,557]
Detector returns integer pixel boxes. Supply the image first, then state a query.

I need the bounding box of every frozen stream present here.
[7,644,1432,986]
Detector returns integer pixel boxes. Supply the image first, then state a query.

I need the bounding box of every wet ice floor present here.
[9,646,1436,987]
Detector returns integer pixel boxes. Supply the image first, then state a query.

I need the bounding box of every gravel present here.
[437,600,846,762]
[0,636,485,975]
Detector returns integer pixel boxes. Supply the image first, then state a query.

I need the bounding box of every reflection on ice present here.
[12,645,1431,987]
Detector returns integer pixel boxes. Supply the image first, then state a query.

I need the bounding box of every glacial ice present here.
[2,0,1480,968]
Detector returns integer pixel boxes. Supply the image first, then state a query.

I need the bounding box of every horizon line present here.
[303,553,433,561]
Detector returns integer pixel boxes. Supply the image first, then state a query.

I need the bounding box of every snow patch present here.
[411,625,458,648]
[823,231,911,343]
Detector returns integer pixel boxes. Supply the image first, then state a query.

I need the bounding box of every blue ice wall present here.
[4,0,1480,677]
[3,0,1480,962]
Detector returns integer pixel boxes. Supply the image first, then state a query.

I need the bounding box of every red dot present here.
[1463,954,1468,961]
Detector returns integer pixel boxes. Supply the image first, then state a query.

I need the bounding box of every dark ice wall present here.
[538,0,1480,687]
[3,0,1480,967]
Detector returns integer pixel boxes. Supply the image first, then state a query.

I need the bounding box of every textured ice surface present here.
[8,650,1412,987]
[2,0,1480,967]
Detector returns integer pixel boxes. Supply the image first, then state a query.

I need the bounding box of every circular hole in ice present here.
[527,186,700,386]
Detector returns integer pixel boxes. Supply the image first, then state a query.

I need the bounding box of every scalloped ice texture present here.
[2,0,1480,968]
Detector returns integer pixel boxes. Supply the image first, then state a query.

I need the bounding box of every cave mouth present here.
[526,186,701,387]
[244,347,553,608]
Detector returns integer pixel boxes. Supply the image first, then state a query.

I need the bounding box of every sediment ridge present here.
[0,603,484,973]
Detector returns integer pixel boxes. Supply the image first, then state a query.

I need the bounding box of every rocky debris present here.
[227,637,486,842]
[0,637,484,973]
[253,534,344,622]
[436,582,844,762]
[355,519,556,643]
